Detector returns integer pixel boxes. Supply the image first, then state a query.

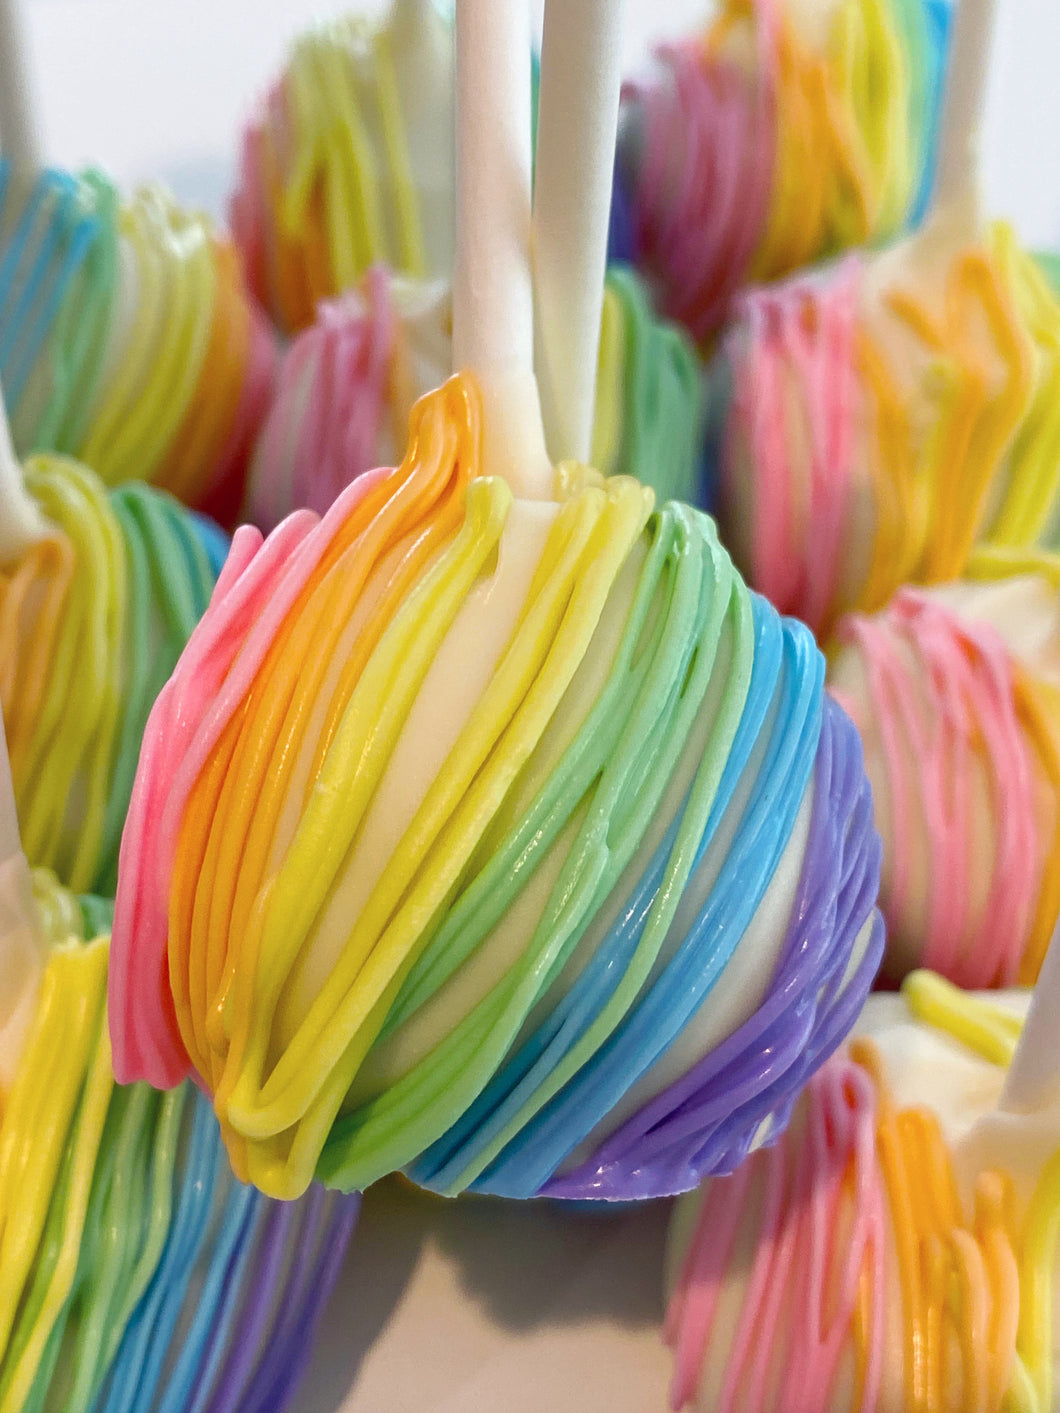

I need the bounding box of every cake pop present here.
[110,0,883,1206]
[0,734,358,1413]
[0,160,276,527]
[711,0,1060,638]
[828,564,1060,990]
[618,0,953,345]
[663,956,1060,1412]
[230,0,454,336]
[0,429,222,896]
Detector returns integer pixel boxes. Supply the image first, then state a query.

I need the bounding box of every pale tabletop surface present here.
[295,1179,675,1413]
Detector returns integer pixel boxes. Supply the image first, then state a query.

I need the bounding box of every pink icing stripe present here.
[666,1161,754,1409]
[717,1125,795,1413]
[246,326,315,528]
[665,1056,885,1412]
[800,262,860,630]
[110,473,389,1085]
[229,118,271,313]
[725,260,862,634]
[110,522,267,1084]
[628,3,776,339]
[833,591,1041,987]
[248,269,397,531]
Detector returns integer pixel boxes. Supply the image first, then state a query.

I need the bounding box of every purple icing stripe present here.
[542,695,884,1200]
[201,1188,359,1413]
[204,1198,300,1412]
[238,1193,361,1412]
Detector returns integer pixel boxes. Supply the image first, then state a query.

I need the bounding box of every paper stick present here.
[0,381,45,564]
[1000,920,1060,1114]
[931,0,999,220]
[452,0,552,498]
[0,0,43,169]
[533,0,626,466]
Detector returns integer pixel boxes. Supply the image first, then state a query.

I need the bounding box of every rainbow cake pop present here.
[244,261,704,530]
[617,0,952,345]
[230,0,454,337]
[709,0,1060,637]
[716,209,1060,637]
[0,794,358,1413]
[663,962,1060,1412]
[0,444,224,897]
[0,160,276,526]
[828,559,1060,990]
[109,0,883,1205]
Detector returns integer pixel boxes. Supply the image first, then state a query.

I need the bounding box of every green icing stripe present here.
[606,264,703,506]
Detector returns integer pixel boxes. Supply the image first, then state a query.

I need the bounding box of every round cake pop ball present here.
[244,262,704,530]
[714,217,1060,638]
[617,0,952,345]
[664,971,1060,1412]
[828,567,1060,990]
[0,874,358,1413]
[0,453,223,895]
[0,160,276,524]
[230,0,455,336]
[110,373,884,1201]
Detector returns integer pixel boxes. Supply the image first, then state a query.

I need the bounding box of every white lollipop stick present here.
[1000,921,1060,1115]
[0,381,46,564]
[930,0,999,224]
[0,0,42,169]
[0,709,45,1088]
[452,0,552,498]
[532,0,626,466]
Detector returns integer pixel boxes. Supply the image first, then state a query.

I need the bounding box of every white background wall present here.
[17,0,1060,249]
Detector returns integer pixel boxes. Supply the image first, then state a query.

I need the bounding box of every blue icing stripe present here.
[407,593,781,1193]
[7,189,100,405]
[470,612,823,1198]
[93,1095,223,1413]
[0,168,98,404]
[189,511,231,580]
[409,597,824,1197]
[911,0,955,223]
[153,1184,264,1413]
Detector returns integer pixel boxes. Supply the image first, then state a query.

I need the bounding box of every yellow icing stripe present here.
[0,996,113,1412]
[1016,1148,1060,1409]
[0,940,109,1362]
[903,971,1020,1068]
[984,226,1060,548]
[592,283,626,479]
[230,480,653,1198]
[966,544,1060,587]
[374,25,426,278]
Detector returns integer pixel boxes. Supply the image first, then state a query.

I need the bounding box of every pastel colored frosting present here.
[664,972,1060,1412]
[0,160,276,524]
[617,0,951,344]
[244,262,704,530]
[230,0,455,336]
[109,373,883,1202]
[829,573,1060,989]
[0,870,358,1413]
[716,218,1060,636]
[0,454,221,895]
